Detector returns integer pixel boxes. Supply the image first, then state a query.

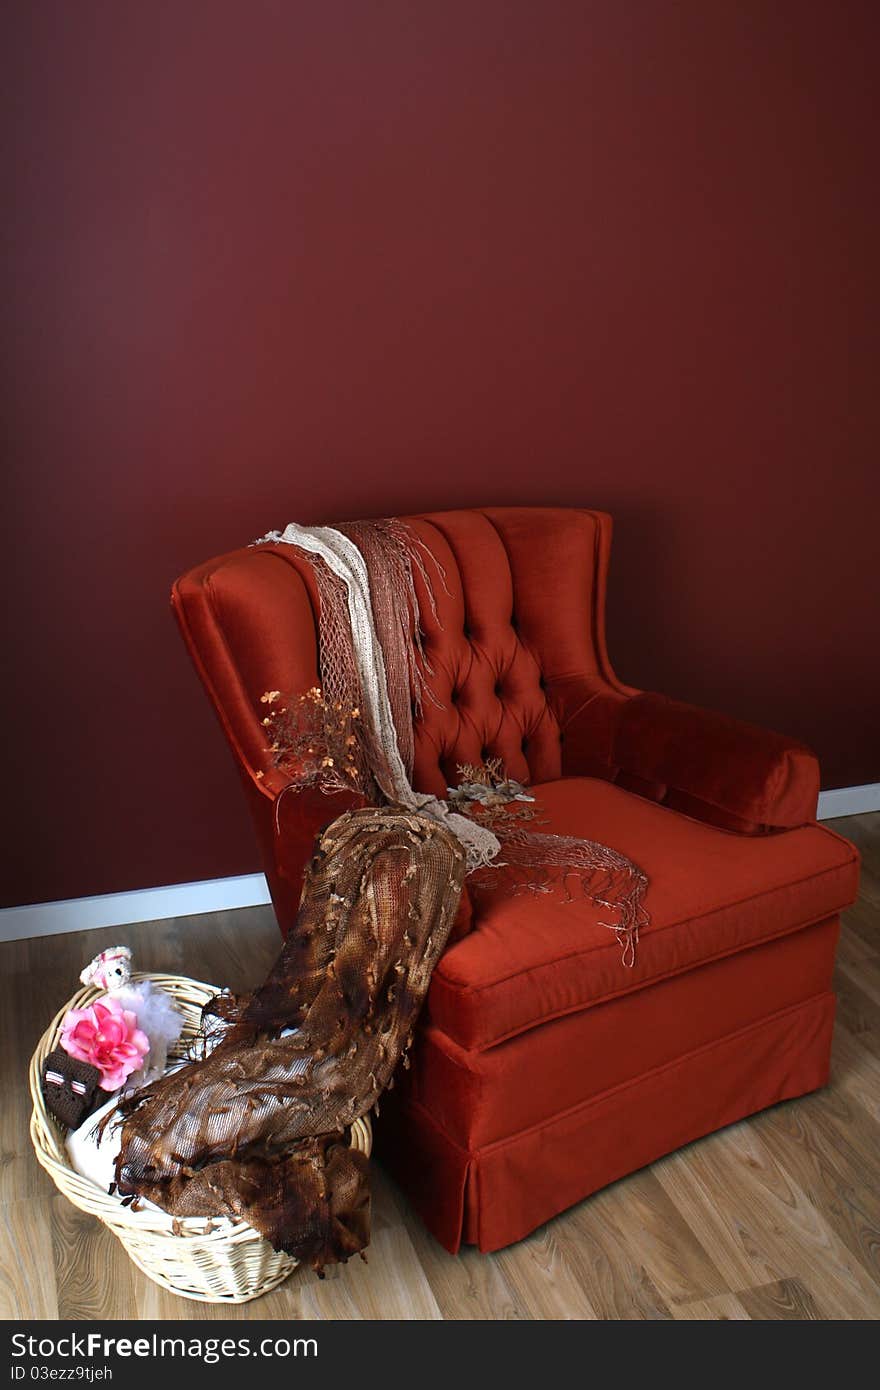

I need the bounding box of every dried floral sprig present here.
[455,757,506,788]
[447,758,537,825]
[259,687,363,793]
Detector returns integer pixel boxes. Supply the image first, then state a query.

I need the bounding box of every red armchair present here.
[173,507,859,1253]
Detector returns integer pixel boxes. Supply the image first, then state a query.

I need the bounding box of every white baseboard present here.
[0,873,271,945]
[1,780,876,944]
[817,782,880,821]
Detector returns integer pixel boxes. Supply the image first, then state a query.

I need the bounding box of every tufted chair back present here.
[402,510,616,794]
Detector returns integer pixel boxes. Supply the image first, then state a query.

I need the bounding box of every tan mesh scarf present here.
[336,518,443,778]
[113,808,466,1269]
[263,520,502,871]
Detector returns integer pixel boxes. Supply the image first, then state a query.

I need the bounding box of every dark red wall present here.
[4,1,878,907]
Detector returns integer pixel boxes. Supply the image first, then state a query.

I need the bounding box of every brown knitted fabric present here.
[42,1049,103,1129]
[112,807,465,1269]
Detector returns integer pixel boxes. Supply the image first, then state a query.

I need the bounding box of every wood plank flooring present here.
[1,812,878,1320]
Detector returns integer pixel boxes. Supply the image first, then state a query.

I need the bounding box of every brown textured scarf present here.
[113,808,465,1269]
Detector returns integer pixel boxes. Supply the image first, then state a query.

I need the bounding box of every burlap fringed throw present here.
[113,809,466,1268]
[113,517,649,1269]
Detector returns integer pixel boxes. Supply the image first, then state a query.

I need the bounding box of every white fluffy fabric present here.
[113,980,183,1084]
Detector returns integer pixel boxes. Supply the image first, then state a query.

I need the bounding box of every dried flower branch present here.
[259,687,364,793]
[447,757,538,828]
[455,757,506,788]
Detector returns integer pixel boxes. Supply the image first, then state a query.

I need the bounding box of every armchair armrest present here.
[611,692,820,833]
[267,779,366,930]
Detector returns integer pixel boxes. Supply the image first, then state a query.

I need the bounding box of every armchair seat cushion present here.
[428,777,859,1052]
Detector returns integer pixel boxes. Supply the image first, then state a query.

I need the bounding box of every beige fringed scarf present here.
[258,518,649,966]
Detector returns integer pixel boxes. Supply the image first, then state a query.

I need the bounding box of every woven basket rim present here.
[29,970,371,1243]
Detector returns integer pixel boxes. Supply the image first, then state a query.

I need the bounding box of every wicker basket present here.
[29,972,372,1304]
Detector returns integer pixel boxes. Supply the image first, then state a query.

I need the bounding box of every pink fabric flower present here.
[60,996,149,1091]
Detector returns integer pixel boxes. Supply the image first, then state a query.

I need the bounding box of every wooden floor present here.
[2,812,878,1321]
